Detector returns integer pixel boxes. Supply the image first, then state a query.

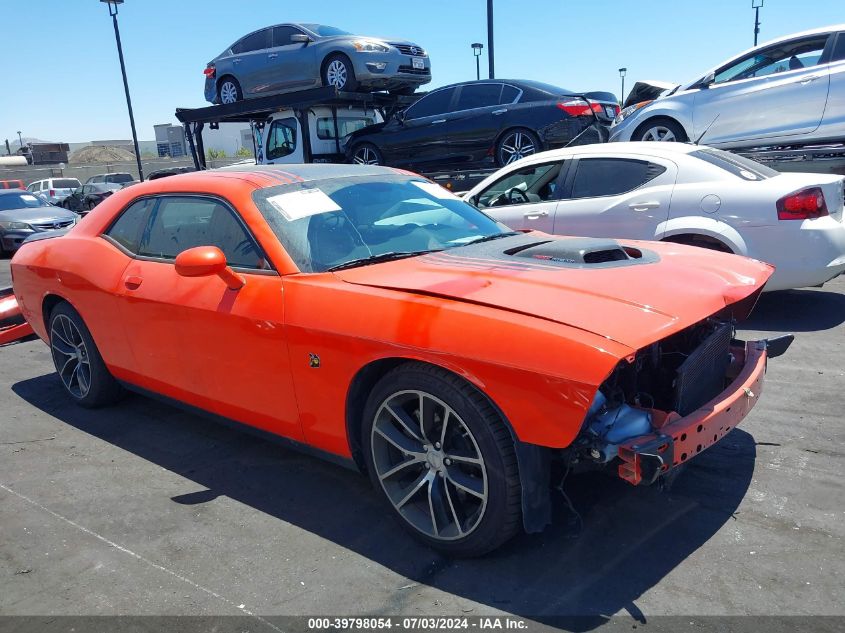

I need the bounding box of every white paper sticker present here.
[21,194,39,203]
[266,189,342,221]
[411,180,460,200]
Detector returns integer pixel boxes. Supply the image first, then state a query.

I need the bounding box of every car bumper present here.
[351,51,431,88]
[204,77,216,104]
[617,339,768,485]
[608,115,639,142]
[1,229,35,252]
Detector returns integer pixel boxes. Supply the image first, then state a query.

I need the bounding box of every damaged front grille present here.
[673,322,732,415]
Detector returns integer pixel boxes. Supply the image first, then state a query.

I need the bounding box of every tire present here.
[362,363,522,557]
[495,128,541,166]
[350,143,383,166]
[663,234,733,253]
[322,54,358,92]
[632,118,688,142]
[217,76,243,105]
[48,302,123,408]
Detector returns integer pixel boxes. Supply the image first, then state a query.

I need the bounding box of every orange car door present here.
[107,194,302,440]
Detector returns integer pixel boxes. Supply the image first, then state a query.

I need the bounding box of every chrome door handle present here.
[268,53,278,59]
[629,201,660,211]
[799,75,820,84]
[431,119,446,124]
[233,58,242,64]
[492,109,508,115]
[524,210,549,219]
[124,276,143,290]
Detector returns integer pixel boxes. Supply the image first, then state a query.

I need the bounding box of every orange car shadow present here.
[13,374,755,630]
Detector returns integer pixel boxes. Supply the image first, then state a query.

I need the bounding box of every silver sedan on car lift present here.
[204,23,432,104]
[609,24,845,149]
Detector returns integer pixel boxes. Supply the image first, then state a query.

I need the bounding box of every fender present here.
[658,215,748,255]
[610,97,697,142]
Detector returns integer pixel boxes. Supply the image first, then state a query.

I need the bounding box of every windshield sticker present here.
[21,194,39,203]
[266,189,341,221]
[411,181,460,200]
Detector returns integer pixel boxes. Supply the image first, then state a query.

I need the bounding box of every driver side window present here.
[266,118,298,160]
[714,35,828,84]
[475,162,563,209]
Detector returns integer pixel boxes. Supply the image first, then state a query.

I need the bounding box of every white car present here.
[26,177,82,205]
[463,143,845,291]
[609,24,845,148]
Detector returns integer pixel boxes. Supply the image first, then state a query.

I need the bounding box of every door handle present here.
[268,53,278,59]
[524,210,549,219]
[492,109,508,115]
[431,119,446,124]
[233,58,242,64]
[799,75,820,84]
[124,276,143,290]
[629,201,661,211]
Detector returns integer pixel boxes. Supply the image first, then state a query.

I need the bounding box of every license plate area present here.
[412,57,425,70]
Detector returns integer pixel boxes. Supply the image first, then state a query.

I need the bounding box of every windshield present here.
[0,192,51,211]
[253,175,509,272]
[301,24,351,37]
[691,148,779,181]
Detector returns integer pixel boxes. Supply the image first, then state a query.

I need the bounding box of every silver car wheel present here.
[352,146,380,165]
[370,390,488,541]
[219,81,239,104]
[326,60,348,89]
[640,125,677,142]
[50,314,92,399]
[499,131,537,164]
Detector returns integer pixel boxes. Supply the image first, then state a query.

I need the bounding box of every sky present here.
[2,0,842,144]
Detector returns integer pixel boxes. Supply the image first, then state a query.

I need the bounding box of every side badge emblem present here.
[309,353,321,368]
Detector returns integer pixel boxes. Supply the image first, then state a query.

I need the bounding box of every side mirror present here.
[394,110,406,125]
[175,246,245,290]
[699,71,715,89]
[291,33,311,44]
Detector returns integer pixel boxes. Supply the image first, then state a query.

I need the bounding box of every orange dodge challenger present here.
[10,165,791,556]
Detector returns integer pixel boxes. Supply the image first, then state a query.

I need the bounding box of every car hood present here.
[333,234,773,352]
[622,80,680,108]
[0,207,76,223]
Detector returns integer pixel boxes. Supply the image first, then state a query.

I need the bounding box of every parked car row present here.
[0,190,78,255]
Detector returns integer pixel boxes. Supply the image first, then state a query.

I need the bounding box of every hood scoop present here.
[506,238,657,269]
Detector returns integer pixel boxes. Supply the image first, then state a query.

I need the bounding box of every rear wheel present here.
[496,128,540,166]
[217,76,242,104]
[350,143,383,166]
[663,234,733,253]
[363,363,522,557]
[633,118,688,142]
[322,55,358,91]
[48,302,123,408]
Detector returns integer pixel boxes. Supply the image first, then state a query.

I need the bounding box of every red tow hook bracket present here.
[618,433,674,486]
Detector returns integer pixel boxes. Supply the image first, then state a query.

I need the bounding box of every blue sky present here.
[2,0,842,143]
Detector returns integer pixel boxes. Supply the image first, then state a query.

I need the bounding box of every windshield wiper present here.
[327,249,442,272]
[458,231,521,247]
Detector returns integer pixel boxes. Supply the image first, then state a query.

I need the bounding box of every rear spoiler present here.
[0,287,34,346]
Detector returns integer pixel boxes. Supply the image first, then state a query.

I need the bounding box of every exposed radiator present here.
[673,322,733,416]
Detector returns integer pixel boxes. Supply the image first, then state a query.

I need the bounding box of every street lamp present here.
[618,68,627,105]
[100,0,144,181]
[752,0,764,46]
[471,43,483,81]
[16,131,23,149]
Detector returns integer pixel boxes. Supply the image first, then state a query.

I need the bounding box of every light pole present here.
[16,131,23,150]
[618,67,627,105]
[471,43,483,80]
[752,0,763,46]
[101,0,144,181]
[486,0,494,79]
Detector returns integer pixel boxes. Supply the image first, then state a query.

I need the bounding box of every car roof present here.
[512,142,703,163]
[216,163,405,182]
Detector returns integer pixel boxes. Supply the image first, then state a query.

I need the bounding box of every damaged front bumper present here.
[0,288,34,346]
[616,338,789,485]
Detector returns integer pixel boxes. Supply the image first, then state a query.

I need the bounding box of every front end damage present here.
[572,318,793,486]
[0,287,34,346]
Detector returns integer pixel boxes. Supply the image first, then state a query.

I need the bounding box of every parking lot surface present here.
[1,259,843,629]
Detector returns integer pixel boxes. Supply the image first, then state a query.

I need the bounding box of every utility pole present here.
[101,0,144,181]
[486,0,495,79]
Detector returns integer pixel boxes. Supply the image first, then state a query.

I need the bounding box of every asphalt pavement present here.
[1,258,843,631]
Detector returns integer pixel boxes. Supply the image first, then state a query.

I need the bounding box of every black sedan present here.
[345,79,618,170]
[60,183,122,214]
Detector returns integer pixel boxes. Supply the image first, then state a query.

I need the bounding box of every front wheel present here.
[363,363,522,557]
[633,119,688,142]
[322,55,358,91]
[496,128,540,166]
[350,143,383,166]
[49,302,123,408]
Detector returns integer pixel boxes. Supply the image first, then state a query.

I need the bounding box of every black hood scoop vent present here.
[503,237,658,269]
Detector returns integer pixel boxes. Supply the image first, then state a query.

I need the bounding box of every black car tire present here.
[217,76,243,105]
[349,143,383,166]
[362,362,522,557]
[322,54,358,92]
[632,117,688,142]
[48,302,123,408]
[495,128,541,167]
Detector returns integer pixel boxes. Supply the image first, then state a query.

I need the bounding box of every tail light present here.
[557,99,617,117]
[49,189,55,197]
[777,187,828,220]
[203,66,216,79]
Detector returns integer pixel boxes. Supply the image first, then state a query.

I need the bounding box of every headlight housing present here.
[0,221,32,230]
[614,100,653,125]
[352,40,389,53]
